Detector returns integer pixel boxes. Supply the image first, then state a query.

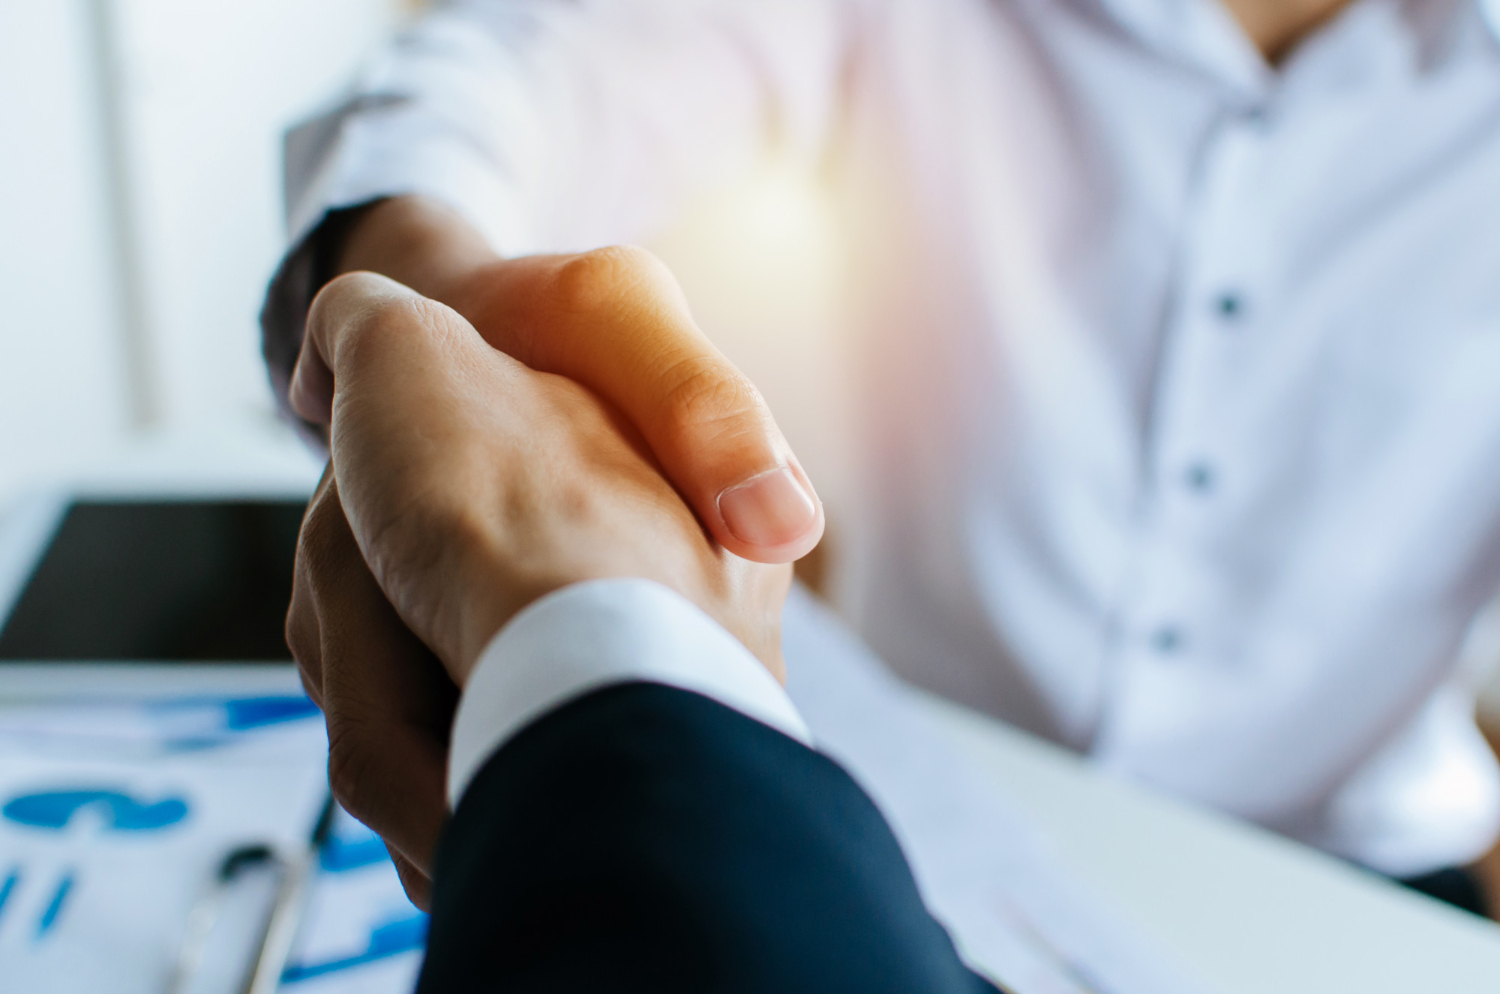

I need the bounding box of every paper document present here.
[0,690,328,993]
[277,807,426,993]
[0,685,428,994]
[2,591,1207,994]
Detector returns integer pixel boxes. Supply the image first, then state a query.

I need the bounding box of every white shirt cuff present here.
[447,578,811,804]
[287,110,525,254]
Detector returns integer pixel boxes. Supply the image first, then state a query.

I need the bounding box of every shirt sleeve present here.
[261,0,854,423]
[447,578,811,804]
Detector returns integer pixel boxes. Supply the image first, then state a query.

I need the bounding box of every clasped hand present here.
[284,258,819,906]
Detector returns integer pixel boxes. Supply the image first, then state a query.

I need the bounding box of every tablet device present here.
[0,497,305,664]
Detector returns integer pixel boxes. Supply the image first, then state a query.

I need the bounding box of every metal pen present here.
[240,792,336,994]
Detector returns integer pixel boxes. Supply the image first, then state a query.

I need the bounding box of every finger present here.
[300,269,524,641]
[305,478,457,878]
[464,247,824,564]
[286,584,323,708]
[285,465,339,706]
[387,844,433,911]
[288,324,336,426]
[293,271,448,426]
[299,271,549,678]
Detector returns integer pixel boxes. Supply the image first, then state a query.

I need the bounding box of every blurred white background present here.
[0,0,859,514]
[3,0,1497,725]
[0,0,411,500]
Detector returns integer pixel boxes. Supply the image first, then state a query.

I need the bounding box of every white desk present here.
[7,431,1500,993]
[922,694,1500,993]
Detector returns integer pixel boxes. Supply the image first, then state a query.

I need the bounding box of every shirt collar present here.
[1087,0,1500,97]
[1086,0,1272,96]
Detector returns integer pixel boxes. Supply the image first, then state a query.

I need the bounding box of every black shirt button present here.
[1215,293,1244,320]
[1151,626,1185,654]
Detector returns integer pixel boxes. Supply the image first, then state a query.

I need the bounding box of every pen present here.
[241,792,336,994]
[167,844,277,994]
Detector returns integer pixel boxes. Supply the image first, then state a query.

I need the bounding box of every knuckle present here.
[296,487,360,590]
[307,271,380,329]
[660,355,767,440]
[348,296,424,355]
[392,855,433,910]
[334,292,467,373]
[284,597,316,668]
[295,664,323,710]
[299,493,339,557]
[325,720,377,823]
[286,503,334,678]
[549,245,672,317]
[317,270,385,305]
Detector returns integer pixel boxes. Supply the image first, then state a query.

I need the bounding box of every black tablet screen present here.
[0,500,305,662]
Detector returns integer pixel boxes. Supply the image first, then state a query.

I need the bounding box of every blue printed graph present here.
[1,787,189,942]
[319,830,390,874]
[319,810,391,874]
[281,911,429,984]
[217,695,321,731]
[280,807,430,984]
[2,789,189,832]
[150,694,323,751]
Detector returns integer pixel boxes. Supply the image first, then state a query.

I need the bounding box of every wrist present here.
[450,575,560,688]
[335,195,503,312]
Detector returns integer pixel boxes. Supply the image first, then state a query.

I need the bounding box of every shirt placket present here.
[1094,100,1276,758]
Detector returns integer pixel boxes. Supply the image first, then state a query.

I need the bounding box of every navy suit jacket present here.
[417,681,1007,993]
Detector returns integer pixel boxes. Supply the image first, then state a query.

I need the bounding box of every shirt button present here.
[1242,105,1271,128]
[1215,292,1245,320]
[1184,462,1216,493]
[1150,626,1185,654]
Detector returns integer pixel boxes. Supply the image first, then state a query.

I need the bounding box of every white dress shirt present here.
[448,578,808,804]
[267,0,1500,874]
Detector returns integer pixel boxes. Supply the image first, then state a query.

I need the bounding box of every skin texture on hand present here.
[285,271,794,905]
[286,471,456,908]
[330,196,825,564]
[294,271,793,682]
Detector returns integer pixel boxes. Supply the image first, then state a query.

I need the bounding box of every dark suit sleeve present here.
[417,681,1005,994]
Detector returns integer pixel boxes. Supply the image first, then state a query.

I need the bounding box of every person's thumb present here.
[457,246,824,565]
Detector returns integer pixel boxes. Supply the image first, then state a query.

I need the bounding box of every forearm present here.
[424,680,1000,994]
[259,196,502,437]
[332,196,500,308]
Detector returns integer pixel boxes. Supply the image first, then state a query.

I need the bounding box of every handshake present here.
[280,199,1004,993]
[283,202,823,907]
